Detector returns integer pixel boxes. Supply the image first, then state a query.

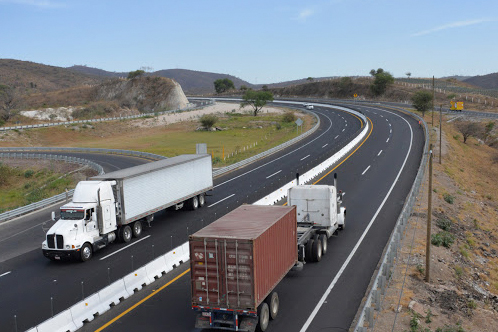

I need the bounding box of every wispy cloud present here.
[411,18,492,37]
[0,0,66,8]
[297,8,314,22]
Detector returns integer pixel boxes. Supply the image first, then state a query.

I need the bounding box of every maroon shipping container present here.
[189,205,297,312]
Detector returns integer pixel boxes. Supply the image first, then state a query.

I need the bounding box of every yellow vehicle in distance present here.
[450,101,464,111]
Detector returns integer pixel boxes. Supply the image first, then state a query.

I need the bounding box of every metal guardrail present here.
[354,108,430,332]
[0,153,105,222]
[0,100,214,132]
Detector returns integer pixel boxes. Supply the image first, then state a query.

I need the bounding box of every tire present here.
[265,291,279,320]
[320,234,328,255]
[120,225,132,243]
[257,302,270,332]
[80,243,92,262]
[312,236,322,262]
[190,196,199,210]
[198,193,205,207]
[305,239,314,263]
[132,220,142,238]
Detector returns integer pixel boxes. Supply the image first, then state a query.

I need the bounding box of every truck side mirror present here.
[51,211,55,221]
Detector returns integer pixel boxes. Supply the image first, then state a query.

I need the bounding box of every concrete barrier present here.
[36,309,77,332]
[70,293,107,328]
[98,279,130,309]
[179,242,190,264]
[123,267,152,295]
[164,246,182,270]
[145,255,168,280]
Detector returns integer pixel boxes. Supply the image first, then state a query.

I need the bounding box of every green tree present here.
[240,85,248,91]
[241,90,274,116]
[0,85,19,122]
[214,78,235,94]
[369,68,394,96]
[411,90,433,117]
[455,121,481,144]
[128,70,145,80]
[200,114,218,130]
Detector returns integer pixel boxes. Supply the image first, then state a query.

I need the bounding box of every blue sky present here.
[0,0,497,84]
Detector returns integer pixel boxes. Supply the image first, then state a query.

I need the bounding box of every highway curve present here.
[74,102,426,332]
[0,102,364,332]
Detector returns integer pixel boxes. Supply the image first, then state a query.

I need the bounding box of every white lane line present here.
[378,150,383,156]
[362,165,371,175]
[345,123,348,127]
[0,221,48,243]
[380,114,384,117]
[99,235,151,261]
[389,123,391,127]
[300,106,414,332]
[386,137,390,143]
[208,194,235,208]
[322,144,328,148]
[266,170,282,179]
[0,271,12,278]
[390,129,392,134]
[342,129,345,132]
[300,155,310,161]
[334,135,339,139]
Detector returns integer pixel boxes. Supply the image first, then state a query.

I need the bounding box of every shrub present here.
[24,169,35,178]
[200,114,218,130]
[443,193,455,204]
[275,123,282,130]
[282,112,296,123]
[431,231,455,248]
[212,156,222,165]
[436,218,452,231]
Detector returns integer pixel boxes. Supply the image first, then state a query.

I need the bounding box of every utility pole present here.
[439,105,442,164]
[426,144,433,283]
[432,76,435,126]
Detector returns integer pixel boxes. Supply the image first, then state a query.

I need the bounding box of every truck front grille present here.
[47,234,55,248]
[56,235,64,249]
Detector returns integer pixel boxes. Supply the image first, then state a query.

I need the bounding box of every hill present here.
[0,59,106,92]
[464,72,498,89]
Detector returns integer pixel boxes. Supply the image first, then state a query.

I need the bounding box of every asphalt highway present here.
[77,102,425,332]
[0,103,365,331]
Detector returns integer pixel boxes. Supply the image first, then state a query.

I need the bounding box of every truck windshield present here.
[60,210,84,220]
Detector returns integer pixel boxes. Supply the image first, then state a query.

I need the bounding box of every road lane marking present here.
[362,165,371,175]
[342,128,345,132]
[386,137,390,143]
[95,268,191,332]
[266,170,282,179]
[378,150,383,156]
[334,135,339,139]
[99,235,151,261]
[207,194,235,208]
[0,221,49,243]
[300,155,310,161]
[300,108,414,332]
[322,143,328,148]
[0,271,12,278]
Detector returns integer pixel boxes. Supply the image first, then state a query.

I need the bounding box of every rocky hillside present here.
[94,76,188,111]
[464,72,498,89]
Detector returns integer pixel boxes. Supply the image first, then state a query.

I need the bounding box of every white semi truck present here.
[42,154,213,262]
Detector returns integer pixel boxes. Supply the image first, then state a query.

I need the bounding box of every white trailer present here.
[288,173,346,265]
[42,154,213,262]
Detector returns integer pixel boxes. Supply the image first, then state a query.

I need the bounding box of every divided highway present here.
[77,102,425,332]
[0,102,366,332]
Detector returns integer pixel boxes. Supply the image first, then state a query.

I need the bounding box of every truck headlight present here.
[42,243,47,249]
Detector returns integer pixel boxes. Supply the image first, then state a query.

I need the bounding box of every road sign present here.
[354,93,358,98]
[295,118,303,126]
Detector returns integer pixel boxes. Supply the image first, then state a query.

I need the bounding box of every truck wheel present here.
[312,236,322,262]
[119,225,132,243]
[132,220,142,238]
[305,239,314,263]
[189,196,199,210]
[80,243,92,262]
[320,234,328,255]
[257,302,270,331]
[265,291,279,320]
[198,193,205,207]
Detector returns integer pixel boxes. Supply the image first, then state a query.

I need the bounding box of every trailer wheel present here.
[320,234,328,255]
[312,236,322,262]
[80,243,92,262]
[198,193,205,207]
[257,302,270,332]
[305,239,314,263]
[189,196,199,210]
[132,220,142,238]
[265,291,279,320]
[119,225,132,243]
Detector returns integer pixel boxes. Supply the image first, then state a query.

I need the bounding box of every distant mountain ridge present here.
[463,72,498,89]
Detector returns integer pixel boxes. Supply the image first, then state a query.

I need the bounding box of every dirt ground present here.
[365,118,498,332]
